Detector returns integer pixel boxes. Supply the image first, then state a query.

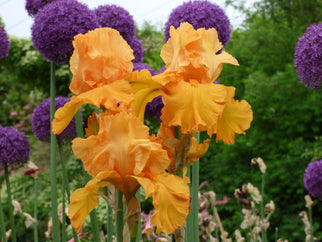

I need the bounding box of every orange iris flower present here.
[127,22,252,143]
[68,111,190,234]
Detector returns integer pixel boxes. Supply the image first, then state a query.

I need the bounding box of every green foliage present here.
[137,21,165,72]
[201,0,322,239]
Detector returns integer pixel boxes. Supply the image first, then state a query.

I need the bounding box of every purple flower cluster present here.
[303,159,322,200]
[164,0,231,47]
[94,5,136,43]
[31,0,99,64]
[25,0,59,16]
[0,127,31,169]
[31,97,79,143]
[0,26,10,59]
[94,4,144,62]
[294,23,322,90]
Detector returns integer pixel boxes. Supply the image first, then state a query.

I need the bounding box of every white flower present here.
[12,200,22,215]
[23,212,37,228]
[246,183,262,204]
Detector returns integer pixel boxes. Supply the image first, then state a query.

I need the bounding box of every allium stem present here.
[107,205,113,242]
[58,142,78,242]
[116,190,124,242]
[308,208,314,242]
[0,190,7,242]
[261,173,267,242]
[50,61,60,242]
[191,157,200,241]
[33,178,38,242]
[4,163,16,242]
[136,190,142,241]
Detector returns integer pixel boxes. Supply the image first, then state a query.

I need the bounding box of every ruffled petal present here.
[69,27,134,95]
[125,70,163,120]
[68,171,118,232]
[214,86,253,144]
[52,80,133,134]
[161,81,227,133]
[134,172,190,234]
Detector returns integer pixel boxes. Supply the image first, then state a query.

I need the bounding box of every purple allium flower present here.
[294,23,322,90]
[94,4,136,44]
[25,0,59,16]
[303,159,322,201]
[31,0,99,64]
[132,62,157,76]
[164,0,231,47]
[31,97,79,143]
[0,126,31,169]
[129,36,144,63]
[0,26,10,59]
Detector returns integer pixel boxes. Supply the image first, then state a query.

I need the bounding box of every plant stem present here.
[107,205,113,242]
[191,159,200,241]
[4,163,15,242]
[115,190,124,242]
[0,190,7,242]
[50,61,60,242]
[261,173,267,242]
[33,178,38,242]
[185,166,192,242]
[58,142,79,242]
[136,190,142,242]
[308,208,314,242]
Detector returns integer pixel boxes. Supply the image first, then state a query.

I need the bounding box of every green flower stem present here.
[185,166,192,242]
[116,190,124,242]
[33,178,38,242]
[58,142,78,242]
[308,208,314,242]
[0,190,7,242]
[4,164,15,242]
[50,61,60,242]
[107,205,113,242]
[261,173,267,242]
[74,110,101,242]
[191,159,200,242]
[61,184,66,242]
[136,190,142,242]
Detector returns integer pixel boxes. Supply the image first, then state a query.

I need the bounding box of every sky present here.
[0,0,252,38]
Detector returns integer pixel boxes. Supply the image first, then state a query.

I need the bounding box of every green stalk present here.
[191,160,200,242]
[0,190,7,242]
[33,178,38,242]
[115,190,124,242]
[260,173,267,242]
[185,165,192,242]
[50,61,60,242]
[136,190,142,242]
[106,205,113,242]
[61,183,66,242]
[58,142,78,242]
[4,164,15,242]
[308,208,314,242]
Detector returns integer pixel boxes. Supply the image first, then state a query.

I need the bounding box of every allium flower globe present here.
[31,0,99,64]
[0,26,10,59]
[0,127,31,169]
[31,97,79,143]
[25,0,59,16]
[303,160,322,201]
[164,0,231,46]
[294,23,322,90]
[94,4,136,44]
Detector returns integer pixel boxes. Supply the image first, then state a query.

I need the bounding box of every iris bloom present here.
[127,22,252,143]
[68,111,190,234]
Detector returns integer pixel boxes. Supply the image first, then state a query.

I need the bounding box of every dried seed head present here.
[251,157,266,174]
